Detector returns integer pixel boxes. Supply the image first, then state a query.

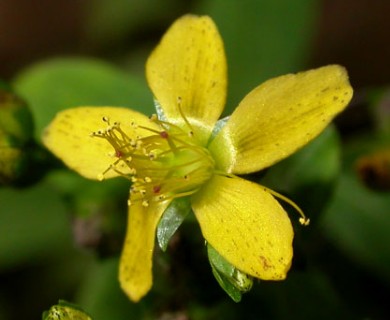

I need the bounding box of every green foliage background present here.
[1,0,389,319]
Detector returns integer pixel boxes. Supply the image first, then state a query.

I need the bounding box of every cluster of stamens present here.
[89,109,309,226]
[90,114,215,208]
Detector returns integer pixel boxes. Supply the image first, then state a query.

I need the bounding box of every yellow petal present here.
[210,65,353,174]
[191,175,294,280]
[42,107,159,180]
[146,15,227,134]
[119,195,170,302]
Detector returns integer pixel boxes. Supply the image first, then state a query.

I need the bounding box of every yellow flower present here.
[42,15,353,302]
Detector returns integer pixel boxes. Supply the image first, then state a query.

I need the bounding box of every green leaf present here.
[0,178,73,270]
[157,197,191,251]
[207,243,235,278]
[210,264,242,303]
[207,244,253,302]
[320,170,390,283]
[77,258,145,320]
[13,58,153,140]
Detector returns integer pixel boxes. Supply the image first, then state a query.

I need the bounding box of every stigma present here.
[90,114,215,207]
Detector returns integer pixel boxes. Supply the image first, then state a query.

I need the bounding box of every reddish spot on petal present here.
[160,131,169,139]
[153,185,161,194]
[259,256,273,270]
[115,150,123,158]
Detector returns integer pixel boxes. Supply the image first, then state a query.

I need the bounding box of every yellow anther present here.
[97,173,105,181]
[142,200,149,207]
[131,176,138,183]
[299,217,310,226]
[127,199,132,206]
[149,114,158,121]
[144,177,152,183]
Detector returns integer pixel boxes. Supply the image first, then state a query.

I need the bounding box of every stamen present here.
[91,113,216,208]
[261,186,309,226]
[177,96,194,134]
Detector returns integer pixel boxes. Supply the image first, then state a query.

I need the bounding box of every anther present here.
[144,177,152,183]
[142,200,149,207]
[299,217,310,226]
[127,199,132,206]
[131,121,138,128]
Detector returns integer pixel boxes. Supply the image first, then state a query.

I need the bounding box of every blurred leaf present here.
[77,258,145,320]
[197,0,319,113]
[262,125,341,215]
[320,169,390,283]
[13,58,153,140]
[85,0,180,46]
[0,178,73,270]
[45,170,129,255]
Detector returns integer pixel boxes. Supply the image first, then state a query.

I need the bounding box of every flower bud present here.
[0,84,34,184]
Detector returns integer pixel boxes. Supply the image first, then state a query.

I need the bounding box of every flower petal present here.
[191,175,294,280]
[146,15,227,133]
[209,65,353,174]
[119,196,170,302]
[42,106,159,180]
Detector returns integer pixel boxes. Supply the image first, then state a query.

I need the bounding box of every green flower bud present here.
[42,300,92,320]
[0,85,34,184]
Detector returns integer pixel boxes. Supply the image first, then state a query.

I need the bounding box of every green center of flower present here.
[91,115,215,207]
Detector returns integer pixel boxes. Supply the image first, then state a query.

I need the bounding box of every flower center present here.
[91,115,215,207]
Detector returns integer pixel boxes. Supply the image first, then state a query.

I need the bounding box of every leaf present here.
[157,197,191,251]
[207,244,253,302]
[77,258,145,320]
[13,58,152,140]
[0,178,73,270]
[320,170,390,283]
